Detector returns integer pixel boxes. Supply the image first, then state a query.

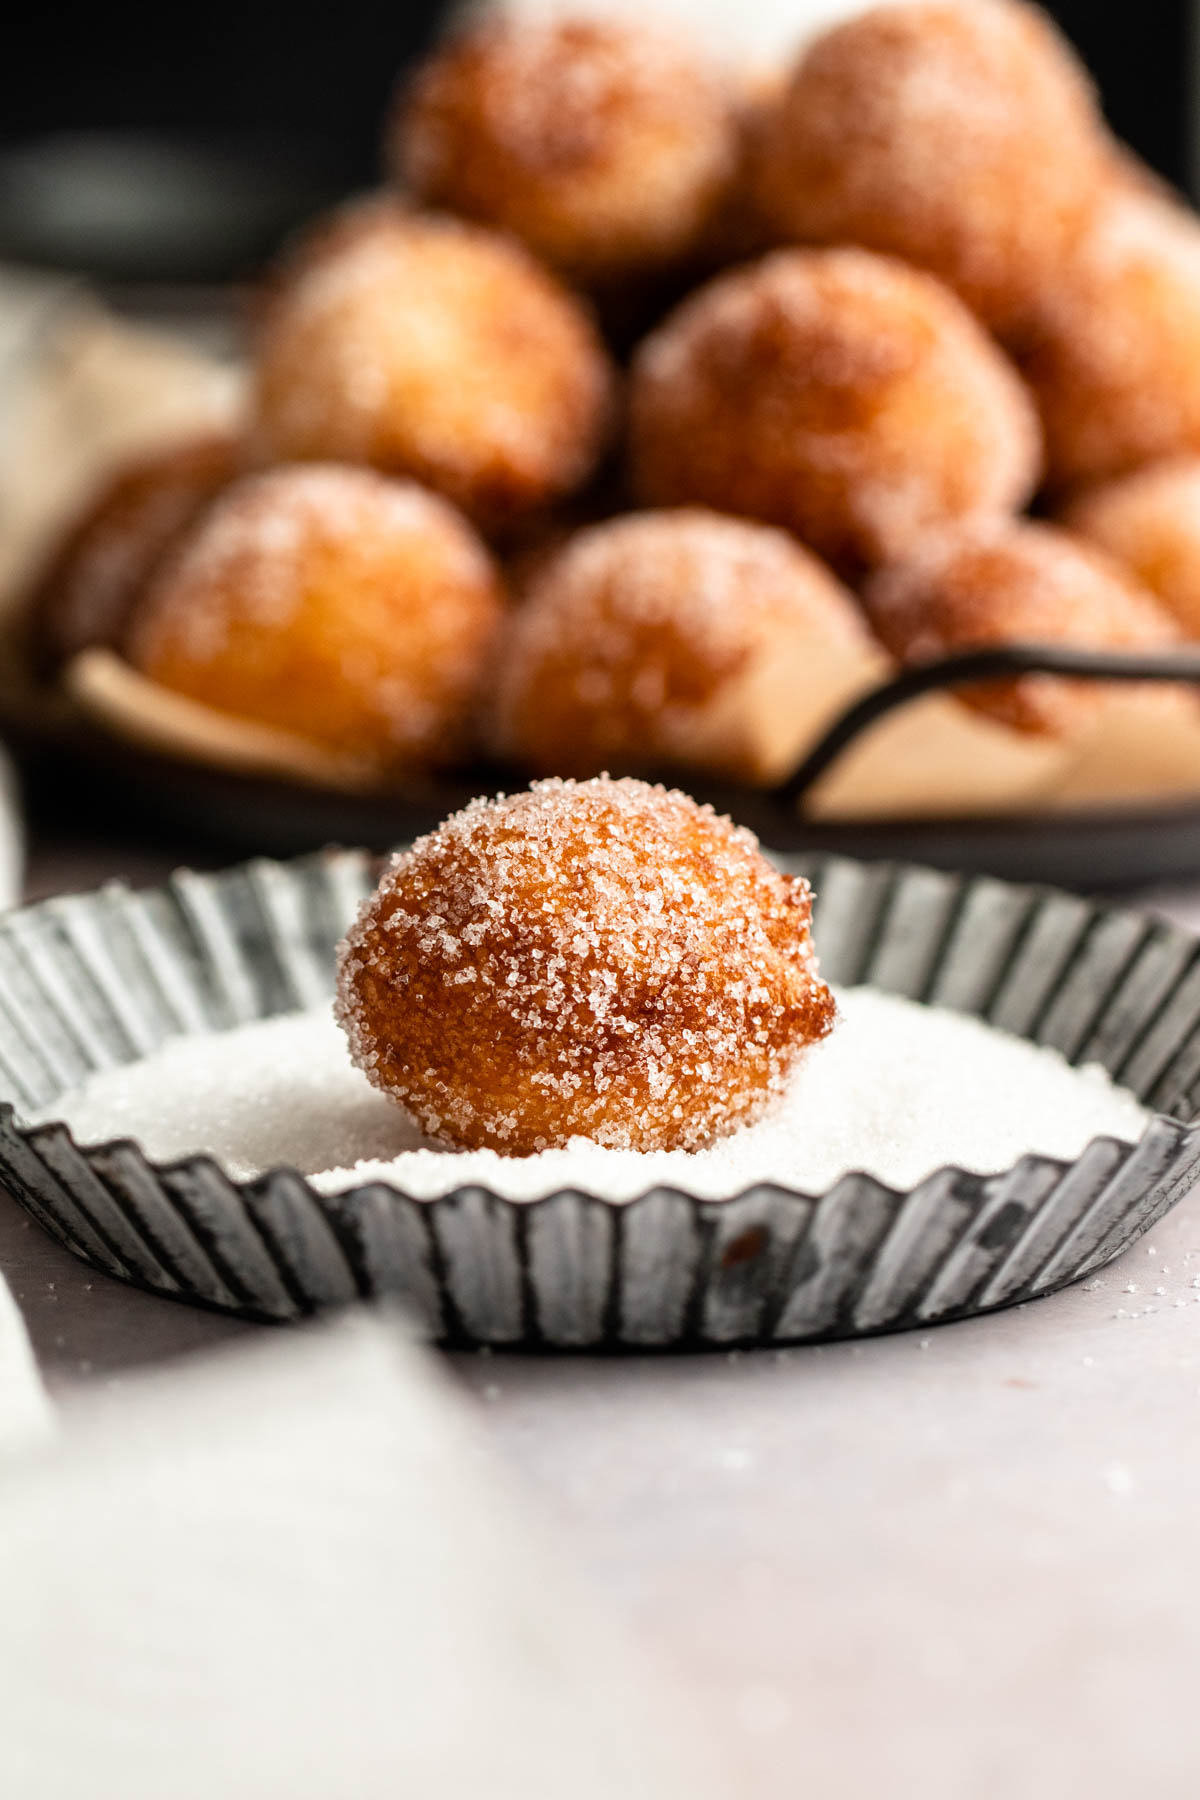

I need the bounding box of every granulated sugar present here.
[27,988,1149,1201]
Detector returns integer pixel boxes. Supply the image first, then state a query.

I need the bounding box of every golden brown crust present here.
[629,247,1041,573]
[252,210,618,531]
[335,776,836,1155]
[251,191,413,333]
[864,517,1183,736]
[128,465,505,777]
[391,16,739,285]
[28,432,241,670]
[494,507,875,784]
[754,0,1108,334]
[1016,189,1200,492]
[1061,459,1200,639]
[696,62,788,270]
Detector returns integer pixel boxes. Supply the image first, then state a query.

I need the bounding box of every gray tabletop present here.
[10,832,1200,1799]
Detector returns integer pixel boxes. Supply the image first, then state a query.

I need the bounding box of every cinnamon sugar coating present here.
[864,518,1184,737]
[493,508,874,784]
[629,247,1041,573]
[755,0,1108,334]
[1062,459,1200,638]
[251,210,617,531]
[1016,189,1200,492]
[30,432,240,669]
[335,776,836,1155]
[128,465,504,777]
[391,16,739,286]
[697,62,787,270]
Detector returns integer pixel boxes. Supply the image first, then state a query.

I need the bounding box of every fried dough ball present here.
[391,16,740,287]
[335,775,835,1155]
[629,247,1041,572]
[864,518,1184,738]
[1016,189,1200,492]
[126,465,505,777]
[699,62,787,268]
[252,211,617,531]
[494,509,881,786]
[1061,460,1200,639]
[30,432,239,669]
[755,0,1109,334]
[255,191,410,321]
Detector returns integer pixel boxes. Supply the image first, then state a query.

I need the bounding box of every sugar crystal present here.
[29,986,1150,1205]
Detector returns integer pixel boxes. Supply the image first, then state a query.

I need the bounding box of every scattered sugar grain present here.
[28,987,1150,1202]
[1104,1464,1134,1497]
[716,1448,752,1471]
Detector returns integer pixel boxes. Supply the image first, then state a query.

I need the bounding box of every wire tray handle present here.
[773,642,1200,807]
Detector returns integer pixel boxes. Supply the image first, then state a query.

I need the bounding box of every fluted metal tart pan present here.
[0,847,1197,1347]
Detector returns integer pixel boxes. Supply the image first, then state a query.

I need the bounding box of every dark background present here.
[0,3,1191,276]
[0,1,447,181]
[1050,1,1191,193]
[0,0,450,278]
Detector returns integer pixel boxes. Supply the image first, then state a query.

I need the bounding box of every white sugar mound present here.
[26,988,1150,1202]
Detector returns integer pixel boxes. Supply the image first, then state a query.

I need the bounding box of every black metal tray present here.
[21,641,1200,891]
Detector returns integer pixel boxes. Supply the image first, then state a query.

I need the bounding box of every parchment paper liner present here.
[64,642,1076,819]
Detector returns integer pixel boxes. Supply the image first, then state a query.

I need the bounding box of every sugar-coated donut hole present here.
[630,246,1042,574]
[1016,189,1200,492]
[493,507,877,786]
[1062,459,1200,640]
[30,432,241,671]
[127,464,506,778]
[252,210,618,532]
[693,61,788,270]
[864,518,1184,738]
[335,776,836,1155]
[755,0,1109,335]
[391,15,740,287]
